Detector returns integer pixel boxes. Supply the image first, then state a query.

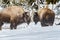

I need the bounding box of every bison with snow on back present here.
[0,6,31,30]
[33,7,55,26]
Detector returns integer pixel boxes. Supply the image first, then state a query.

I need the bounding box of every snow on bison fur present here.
[0,6,31,30]
[33,7,55,26]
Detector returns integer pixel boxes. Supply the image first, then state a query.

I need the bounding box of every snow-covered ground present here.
[0,19,60,40]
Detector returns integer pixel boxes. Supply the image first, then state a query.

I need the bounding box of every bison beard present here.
[33,12,40,24]
[23,12,31,25]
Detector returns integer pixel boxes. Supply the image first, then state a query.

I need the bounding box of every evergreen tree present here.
[46,0,59,9]
[46,0,59,4]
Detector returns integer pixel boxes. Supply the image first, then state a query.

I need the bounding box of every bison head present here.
[16,12,31,25]
[23,12,31,25]
[33,12,40,24]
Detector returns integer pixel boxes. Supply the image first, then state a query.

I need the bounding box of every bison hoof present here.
[41,23,48,27]
[41,25,48,27]
[14,27,17,29]
[35,22,38,24]
[0,26,2,30]
[10,27,13,30]
[10,28,13,30]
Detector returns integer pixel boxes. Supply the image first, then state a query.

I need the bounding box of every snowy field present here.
[0,19,60,40]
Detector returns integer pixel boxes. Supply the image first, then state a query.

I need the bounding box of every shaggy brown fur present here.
[33,7,55,26]
[0,6,31,30]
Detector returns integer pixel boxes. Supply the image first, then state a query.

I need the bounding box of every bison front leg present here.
[0,22,3,30]
[10,23,14,30]
[13,23,17,29]
[41,20,48,26]
[41,22,48,27]
[27,17,31,25]
[10,22,17,30]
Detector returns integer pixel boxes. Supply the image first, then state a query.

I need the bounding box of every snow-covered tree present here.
[46,0,59,9]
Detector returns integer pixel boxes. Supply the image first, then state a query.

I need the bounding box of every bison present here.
[0,6,31,30]
[33,7,55,26]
